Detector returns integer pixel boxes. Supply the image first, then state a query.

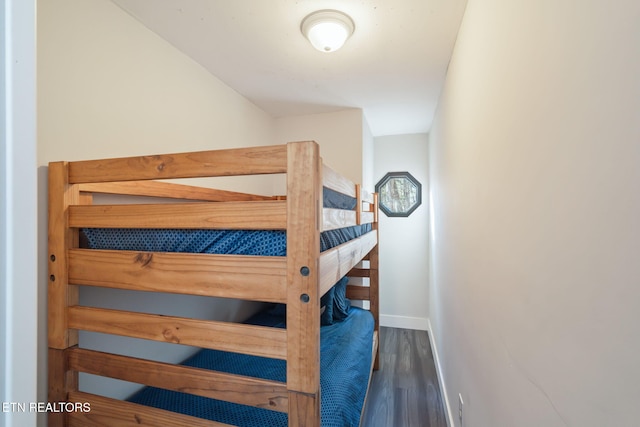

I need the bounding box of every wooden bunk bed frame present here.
[48,141,380,427]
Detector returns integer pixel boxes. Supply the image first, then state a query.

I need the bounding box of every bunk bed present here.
[48,141,380,427]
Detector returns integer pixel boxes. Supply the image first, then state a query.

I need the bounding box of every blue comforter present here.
[127,307,374,426]
[80,224,371,256]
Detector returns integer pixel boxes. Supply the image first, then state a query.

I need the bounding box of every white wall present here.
[374,134,429,330]
[1,1,38,426]
[429,0,640,426]
[38,0,278,402]
[1,1,6,421]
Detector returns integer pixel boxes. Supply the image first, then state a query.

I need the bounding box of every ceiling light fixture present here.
[301,10,355,53]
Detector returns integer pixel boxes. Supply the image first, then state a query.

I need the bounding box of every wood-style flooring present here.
[361,327,448,427]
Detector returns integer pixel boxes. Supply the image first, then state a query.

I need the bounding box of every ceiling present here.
[111,0,467,137]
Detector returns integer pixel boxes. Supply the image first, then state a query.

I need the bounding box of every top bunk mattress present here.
[79,186,372,256]
[80,225,372,256]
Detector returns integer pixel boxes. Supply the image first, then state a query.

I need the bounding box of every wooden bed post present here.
[286,141,322,427]
[48,161,80,427]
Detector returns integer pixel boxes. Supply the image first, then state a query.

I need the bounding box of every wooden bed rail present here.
[68,200,286,229]
[67,250,288,302]
[322,164,356,198]
[78,180,277,202]
[69,348,289,412]
[68,391,230,426]
[68,306,288,359]
[48,141,379,427]
[67,144,288,183]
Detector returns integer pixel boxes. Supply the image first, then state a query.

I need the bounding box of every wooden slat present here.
[322,208,357,231]
[68,144,288,183]
[347,267,371,278]
[322,164,356,198]
[68,249,287,303]
[361,188,375,204]
[79,192,93,205]
[69,200,286,229]
[369,222,380,370]
[68,391,232,427]
[318,231,378,295]
[48,161,79,349]
[68,348,289,413]
[79,180,275,202]
[286,142,321,406]
[356,185,363,225]
[373,193,379,224]
[371,330,379,368]
[346,284,371,301]
[48,348,78,427]
[68,306,287,359]
[360,212,375,225]
[289,391,320,427]
[48,349,67,420]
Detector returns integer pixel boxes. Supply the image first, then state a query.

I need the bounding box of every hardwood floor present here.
[361,327,448,427]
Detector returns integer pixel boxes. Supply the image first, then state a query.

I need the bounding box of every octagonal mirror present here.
[375,171,422,217]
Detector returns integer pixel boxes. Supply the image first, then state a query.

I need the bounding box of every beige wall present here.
[429,0,640,426]
[37,0,278,402]
[362,116,375,190]
[274,109,365,186]
[38,0,276,168]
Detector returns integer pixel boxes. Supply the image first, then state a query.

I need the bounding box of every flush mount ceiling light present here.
[301,10,355,53]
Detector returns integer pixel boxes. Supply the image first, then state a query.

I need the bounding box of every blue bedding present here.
[80,224,371,256]
[127,307,374,426]
[80,186,371,256]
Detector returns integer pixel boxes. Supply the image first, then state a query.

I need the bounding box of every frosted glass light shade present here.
[301,10,355,53]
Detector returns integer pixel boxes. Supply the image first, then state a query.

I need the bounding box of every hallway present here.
[362,327,448,427]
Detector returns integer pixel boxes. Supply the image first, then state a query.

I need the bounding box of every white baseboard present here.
[427,319,455,427]
[380,314,429,330]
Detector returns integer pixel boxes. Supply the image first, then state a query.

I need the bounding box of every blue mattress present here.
[80,186,372,256]
[127,307,374,426]
[80,224,371,256]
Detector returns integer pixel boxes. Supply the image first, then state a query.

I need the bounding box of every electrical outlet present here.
[458,393,464,426]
